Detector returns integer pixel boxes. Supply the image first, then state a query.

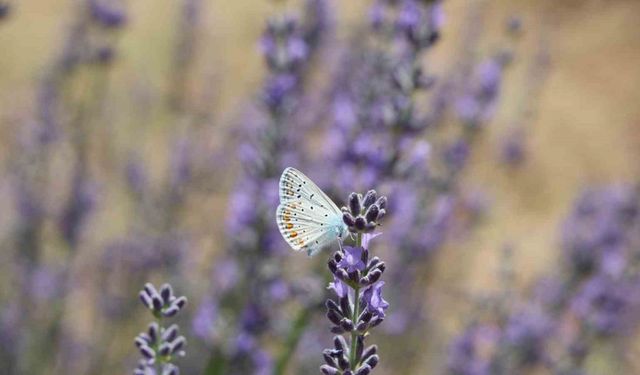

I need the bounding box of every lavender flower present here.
[58,169,97,250]
[134,283,187,375]
[0,2,10,20]
[89,0,127,29]
[321,190,387,375]
[571,276,639,336]
[446,324,493,375]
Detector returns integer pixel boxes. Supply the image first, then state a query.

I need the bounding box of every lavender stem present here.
[349,232,363,369]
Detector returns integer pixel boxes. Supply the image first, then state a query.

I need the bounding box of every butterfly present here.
[276,167,348,256]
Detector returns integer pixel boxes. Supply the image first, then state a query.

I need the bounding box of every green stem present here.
[155,314,164,373]
[349,233,363,369]
[273,304,314,375]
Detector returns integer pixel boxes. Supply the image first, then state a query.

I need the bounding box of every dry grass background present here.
[2,0,640,373]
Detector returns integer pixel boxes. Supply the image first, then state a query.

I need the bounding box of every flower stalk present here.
[321,190,387,375]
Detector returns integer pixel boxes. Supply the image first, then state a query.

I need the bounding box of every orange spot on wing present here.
[290,231,298,238]
[285,223,293,229]
[283,215,291,222]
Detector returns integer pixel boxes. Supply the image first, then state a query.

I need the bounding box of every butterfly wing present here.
[279,167,342,216]
[277,168,347,255]
[276,198,344,256]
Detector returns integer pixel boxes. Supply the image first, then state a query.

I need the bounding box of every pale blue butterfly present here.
[276,167,348,256]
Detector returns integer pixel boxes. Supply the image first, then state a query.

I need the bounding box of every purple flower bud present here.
[340,318,354,331]
[148,323,160,344]
[162,365,179,375]
[334,335,348,352]
[355,217,366,231]
[360,275,371,285]
[358,309,373,324]
[362,345,377,361]
[355,365,371,375]
[144,283,158,297]
[367,269,382,284]
[160,284,173,304]
[163,305,180,317]
[338,355,350,371]
[323,350,338,367]
[173,296,187,310]
[152,295,164,311]
[327,309,343,326]
[369,316,384,328]
[139,345,155,360]
[362,190,377,208]
[364,354,379,369]
[134,336,147,348]
[365,204,379,223]
[139,291,153,309]
[328,259,338,274]
[374,262,386,273]
[343,212,356,227]
[349,192,362,215]
[339,295,351,317]
[320,365,339,375]
[375,196,387,210]
[159,343,171,356]
[356,321,369,332]
[162,324,179,342]
[170,336,186,354]
[326,299,341,311]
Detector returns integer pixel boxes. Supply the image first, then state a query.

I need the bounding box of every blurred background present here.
[1,0,640,374]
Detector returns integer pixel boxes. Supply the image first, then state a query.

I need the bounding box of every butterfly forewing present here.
[279,167,342,215]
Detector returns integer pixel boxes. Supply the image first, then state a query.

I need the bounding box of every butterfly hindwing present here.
[276,199,336,253]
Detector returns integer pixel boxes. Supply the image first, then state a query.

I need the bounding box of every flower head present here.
[328,276,349,299]
[363,281,389,318]
[338,246,366,272]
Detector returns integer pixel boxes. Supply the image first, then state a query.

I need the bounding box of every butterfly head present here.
[335,222,348,241]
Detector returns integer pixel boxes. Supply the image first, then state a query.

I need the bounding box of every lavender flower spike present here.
[134,283,187,375]
[322,190,388,374]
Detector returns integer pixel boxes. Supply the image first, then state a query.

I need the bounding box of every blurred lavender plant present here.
[446,273,553,375]
[448,185,640,375]
[134,283,188,375]
[196,2,330,374]
[311,4,519,371]
[548,185,640,373]
[1,1,127,373]
[321,190,387,375]
[0,1,9,20]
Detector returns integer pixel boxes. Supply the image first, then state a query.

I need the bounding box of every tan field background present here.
[2,0,640,373]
